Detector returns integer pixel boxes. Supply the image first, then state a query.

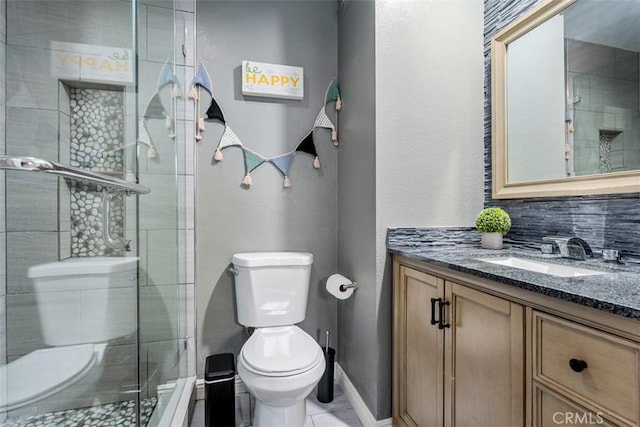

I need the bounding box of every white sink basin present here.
[476,257,608,277]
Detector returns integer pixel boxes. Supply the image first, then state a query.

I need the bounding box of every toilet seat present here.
[240,326,323,377]
[0,343,106,411]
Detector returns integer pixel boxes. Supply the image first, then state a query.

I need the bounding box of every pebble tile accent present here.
[69,182,125,257]
[68,87,126,257]
[483,0,640,261]
[0,397,157,427]
[70,88,124,172]
[599,132,612,173]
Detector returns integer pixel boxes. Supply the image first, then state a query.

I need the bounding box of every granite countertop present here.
[387,228,640,321]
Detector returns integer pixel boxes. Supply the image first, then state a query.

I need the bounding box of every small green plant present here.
[475,207,511,235]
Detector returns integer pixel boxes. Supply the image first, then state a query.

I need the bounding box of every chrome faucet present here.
[542,236,593,261]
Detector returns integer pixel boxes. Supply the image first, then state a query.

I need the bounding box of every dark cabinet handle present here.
[569,358,588,373]
[438,300,450,329]
[430,298,440,325]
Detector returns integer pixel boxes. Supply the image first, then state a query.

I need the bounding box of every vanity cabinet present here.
[393,259,525,427]
[393,255,640,427]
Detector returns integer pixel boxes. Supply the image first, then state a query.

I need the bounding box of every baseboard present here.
[335,363,393,427]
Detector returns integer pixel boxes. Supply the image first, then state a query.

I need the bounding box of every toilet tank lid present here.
[232,252,313,267]
[28,257,139,278]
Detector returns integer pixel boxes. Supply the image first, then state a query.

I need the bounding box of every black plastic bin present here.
[316,347,335,403]
[205,353,236,427]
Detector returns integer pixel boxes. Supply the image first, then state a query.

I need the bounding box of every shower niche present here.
[58,82,133,258]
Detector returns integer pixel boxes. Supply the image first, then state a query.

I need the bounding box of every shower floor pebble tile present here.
[0,397,157,427]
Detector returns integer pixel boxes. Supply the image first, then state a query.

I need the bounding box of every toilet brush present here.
[317,330,335,403]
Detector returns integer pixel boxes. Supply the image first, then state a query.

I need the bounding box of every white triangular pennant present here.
[218,125,244,149]
[314,106,335,131]
[137,120,152,146]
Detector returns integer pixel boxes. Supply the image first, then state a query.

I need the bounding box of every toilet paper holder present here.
[339,281,358,293]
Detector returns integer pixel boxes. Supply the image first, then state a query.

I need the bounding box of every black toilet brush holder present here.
[317,330,335,403]
[317,347,335,403]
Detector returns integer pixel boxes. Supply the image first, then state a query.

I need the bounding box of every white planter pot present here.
[481,233,503,250]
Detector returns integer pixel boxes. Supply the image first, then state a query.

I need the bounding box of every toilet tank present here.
[232,252,313,327]
[28,257,138,346]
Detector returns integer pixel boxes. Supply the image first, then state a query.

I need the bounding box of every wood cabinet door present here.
[444,282,525,427]
[394,264,445,427]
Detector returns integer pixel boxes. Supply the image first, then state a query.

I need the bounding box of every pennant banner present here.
[188,71,340,188]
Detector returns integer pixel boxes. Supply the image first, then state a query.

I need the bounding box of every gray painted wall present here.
[337,0,378,418]
[195,0,339,376]
[337,0,485,420]
[484,0,640,261]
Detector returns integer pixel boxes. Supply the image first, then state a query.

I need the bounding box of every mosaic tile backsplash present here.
[483,0,640,261]
[68,87,126,257]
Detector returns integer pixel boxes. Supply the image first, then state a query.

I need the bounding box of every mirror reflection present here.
[506,0,640,184]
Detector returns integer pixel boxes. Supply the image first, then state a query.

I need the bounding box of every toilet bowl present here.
[238,326,325,426]
[232,252,324,427]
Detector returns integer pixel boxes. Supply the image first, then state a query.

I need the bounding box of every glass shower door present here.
[0,0,186,425]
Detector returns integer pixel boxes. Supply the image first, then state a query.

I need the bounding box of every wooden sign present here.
[242,60,303,100]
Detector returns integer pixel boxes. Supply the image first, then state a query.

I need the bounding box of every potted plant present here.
[476,207,511,249]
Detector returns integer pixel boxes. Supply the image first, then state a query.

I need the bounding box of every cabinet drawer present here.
[532,311,640,425]
[533,383,615,427]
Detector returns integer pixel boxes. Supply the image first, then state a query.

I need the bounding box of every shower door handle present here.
[102,191,130,251]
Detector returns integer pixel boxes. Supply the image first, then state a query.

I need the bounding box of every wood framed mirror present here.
[491,0,640,199]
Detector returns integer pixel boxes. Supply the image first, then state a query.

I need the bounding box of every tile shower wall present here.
[568,39,640,175]
[484,0,640,261]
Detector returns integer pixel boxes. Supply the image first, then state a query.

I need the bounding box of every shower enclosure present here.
[0,0,195,425]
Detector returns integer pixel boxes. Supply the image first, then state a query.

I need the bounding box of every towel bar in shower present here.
[0,155,151,195]
[1,155,150,251]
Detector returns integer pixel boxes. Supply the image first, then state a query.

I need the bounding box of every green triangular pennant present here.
[244,149,265,173]
[325,79,340,103]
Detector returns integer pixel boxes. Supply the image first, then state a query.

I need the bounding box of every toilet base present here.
[253,399,306,427]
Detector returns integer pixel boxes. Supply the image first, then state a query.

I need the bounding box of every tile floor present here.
[190,385,363,427]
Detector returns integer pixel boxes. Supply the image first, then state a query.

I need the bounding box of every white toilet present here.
[0,257,137,411]
[232,252,325,427]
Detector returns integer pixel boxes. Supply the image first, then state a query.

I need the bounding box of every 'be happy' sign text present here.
[242,60,303,100]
